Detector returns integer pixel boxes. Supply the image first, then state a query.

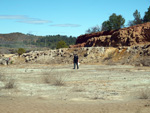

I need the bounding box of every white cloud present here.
[50,24,81,27]
[18,19,51,24]
[0,15,27,19]
[0,15,51,24]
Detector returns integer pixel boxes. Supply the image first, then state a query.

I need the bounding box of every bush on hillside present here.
[17,48,26,56]
[56,41,68,49]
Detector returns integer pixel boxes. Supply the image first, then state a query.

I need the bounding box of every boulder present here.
[0,59,6,65]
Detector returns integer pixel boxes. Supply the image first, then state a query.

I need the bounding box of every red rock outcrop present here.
[111,22,150,46]
[85,35,112,47]
[71,22,150,48]
[76,30,116,44]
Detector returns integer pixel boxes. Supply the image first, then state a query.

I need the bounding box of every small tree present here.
[86,25,101,34]
[143,6,150,22]
[133,10,142,24]
[109,13,125,30]
[102,13,125,31]
[128,10,142,26]
[56,41,68,49]
[102,21,111,31]
[17,48,26,56]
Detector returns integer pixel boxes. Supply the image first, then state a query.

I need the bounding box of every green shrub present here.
[10,61,14,64]
[56,41,68,49]
[17,48,26,56]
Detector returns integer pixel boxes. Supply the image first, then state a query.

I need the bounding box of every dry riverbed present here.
[0,64,150,113]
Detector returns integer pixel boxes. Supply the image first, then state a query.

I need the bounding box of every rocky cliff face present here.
[111,22,150,46]
[70,22,150,48]
[14,44,150,66]
[1,44,150,66]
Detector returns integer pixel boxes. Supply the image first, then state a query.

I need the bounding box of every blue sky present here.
[0,0,149,37]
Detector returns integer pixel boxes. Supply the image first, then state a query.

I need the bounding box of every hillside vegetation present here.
[0,32,76,53]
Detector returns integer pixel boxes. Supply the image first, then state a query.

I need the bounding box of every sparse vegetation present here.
[0,33,76,52]
[0,71,5,82]
[56,40,68,49]
[138,89,150,99]
[10,60,14,64]
[86,25,101,34]
[0,64,150,112]
[72,86,85,92]
[53,75,65,86]
[0,71,16,89]
[17,48,26,56]
[4,79,16,89]
[91,91,104,100]
[43,72,66,86]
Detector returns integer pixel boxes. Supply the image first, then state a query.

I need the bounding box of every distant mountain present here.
[0,32,76,50]
[0,32,41,42]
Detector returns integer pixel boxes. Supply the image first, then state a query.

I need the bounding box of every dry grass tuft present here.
[43,72,66,86]
[91,94,104,100]
[53,75,65,86]
[72,86,85,92]
[4,79,16,89]
[90,91,105,100]
[0,70,16,89]
[133,88,150,100]
[0,72,5,81]
[138,89,150,99]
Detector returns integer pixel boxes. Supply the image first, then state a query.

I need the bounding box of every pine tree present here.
[143,6,150,22]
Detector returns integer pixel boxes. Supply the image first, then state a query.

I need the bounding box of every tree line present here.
[86,6,150,33]
[23,35,76,49]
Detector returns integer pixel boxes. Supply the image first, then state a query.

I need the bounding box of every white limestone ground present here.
[0,64,150,102]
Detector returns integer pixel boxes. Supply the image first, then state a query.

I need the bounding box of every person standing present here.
[73,54,79,69]
[5,57,10,65]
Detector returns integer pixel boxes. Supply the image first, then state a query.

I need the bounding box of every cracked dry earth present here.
[0,64,150,113]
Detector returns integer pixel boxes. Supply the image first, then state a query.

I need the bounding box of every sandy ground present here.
[0,64,150,113]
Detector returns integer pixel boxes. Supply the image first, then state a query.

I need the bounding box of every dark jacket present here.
[74,55,78,63]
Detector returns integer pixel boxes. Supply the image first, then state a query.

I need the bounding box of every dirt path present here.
[0,64,150,113]
[0,96,150,113]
